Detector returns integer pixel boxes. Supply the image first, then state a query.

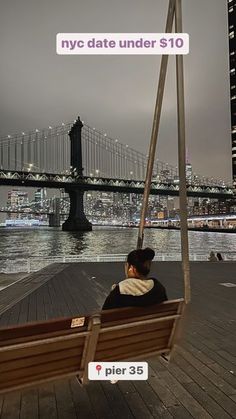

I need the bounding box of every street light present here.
[28,163,33,172]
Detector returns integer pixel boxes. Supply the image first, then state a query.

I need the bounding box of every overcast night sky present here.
[0,0,232,186]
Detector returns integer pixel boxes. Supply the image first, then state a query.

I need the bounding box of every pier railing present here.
[0,252,235,274]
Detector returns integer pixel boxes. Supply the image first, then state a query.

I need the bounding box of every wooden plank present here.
[0,326,86,346]
[54,273,85,316]
[86,382,114,419]
[54,380,77,419]
[0,367,81,395]
[158,370,212,419]
[0,264,67,319]
[98,319,174,342]
[0,314,89,342]
[47,281,64,318]
[101,381,134,419]
[186,333,235,371]
[38,383,57,419]
[156,355,232,419]
[174,353,236,418]
[0,311,12,327]
[117,380,137,395]
[123,391,154,419]
[50,278,73,319]
[0,396,3,418]
[208,362,236,389]
[69,378,97,419]
[147,369,180,408]
[0,335,85,362]
[102,309,178,326]
[151,357,193,385]
[95,336,169,361]
[5,302,21,328]
[0,391,21,419]
[184,340,236,388]
[132,380,173,419]
[167,405,194,419]
[96,328,171,352]
[217,350,236,366]
[17,298,29,326]
[100,314,181,333]
[42,284,54,321]
[184,382,233,419]
[95,347,170,363]
[1,346,82,373]
[167,300,185,353]
[80,315,101,384]
[101,300,183,323]
[0,356,80,384]
[20,388,39,419]
[178,346,236,396]
[36,288,46,321]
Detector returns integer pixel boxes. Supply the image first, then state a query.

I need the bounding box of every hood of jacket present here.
[118,277,154,296]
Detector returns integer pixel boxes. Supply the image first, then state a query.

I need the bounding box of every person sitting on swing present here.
[102,247,168,310]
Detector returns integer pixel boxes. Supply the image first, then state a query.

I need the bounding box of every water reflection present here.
[0,227,235,260]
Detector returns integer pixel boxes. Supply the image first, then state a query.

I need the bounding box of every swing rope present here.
[137,0,191,304]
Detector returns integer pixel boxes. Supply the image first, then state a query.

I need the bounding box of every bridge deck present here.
[0,262,235,419]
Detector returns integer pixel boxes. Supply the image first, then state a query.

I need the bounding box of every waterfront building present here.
[34,188,47,210]
[7,190,29,219]
[7,190,28,209]
[186,162,193,183]
[228,0,236,184]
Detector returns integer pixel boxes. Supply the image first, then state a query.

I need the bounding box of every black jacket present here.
[102,277,167,310]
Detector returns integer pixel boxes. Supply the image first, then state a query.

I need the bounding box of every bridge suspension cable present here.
[0,120,231,187]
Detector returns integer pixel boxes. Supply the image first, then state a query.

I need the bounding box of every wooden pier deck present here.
[0,261,235,419]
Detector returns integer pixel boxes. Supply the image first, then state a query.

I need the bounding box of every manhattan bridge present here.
[0,117,234,230]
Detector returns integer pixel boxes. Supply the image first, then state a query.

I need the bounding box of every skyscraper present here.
[34,188,47,209]
[7,190,28,208]
[228,0,236,184]
[7,190,29,220]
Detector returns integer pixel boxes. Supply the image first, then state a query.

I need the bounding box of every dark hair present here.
[217,252,223,261]
[127,247,155,276]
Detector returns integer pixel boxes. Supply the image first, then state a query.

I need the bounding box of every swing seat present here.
[0,298,184,393]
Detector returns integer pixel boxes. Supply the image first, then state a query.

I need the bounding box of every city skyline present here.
[1,186,234,218]
[0,0,232,182]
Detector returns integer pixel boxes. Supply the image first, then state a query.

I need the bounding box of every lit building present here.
[186,163,193,183]
[7,190,29,220]
[7,190,28,208]
[228,0,236,184]
[34,188,47,209]
[160,169,171,183]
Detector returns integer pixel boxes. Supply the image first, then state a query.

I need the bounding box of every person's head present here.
[217,252,223,260]
[210,251,215,256]
[125,247,155,279]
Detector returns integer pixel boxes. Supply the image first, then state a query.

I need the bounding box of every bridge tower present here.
[62,117,92,231]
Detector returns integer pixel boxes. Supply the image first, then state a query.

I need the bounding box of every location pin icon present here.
[96,364,102,375]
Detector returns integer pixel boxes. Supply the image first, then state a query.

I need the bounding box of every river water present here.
[0,226,235,272]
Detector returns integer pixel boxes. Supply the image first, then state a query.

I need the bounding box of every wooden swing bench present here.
[0,298,184,394]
